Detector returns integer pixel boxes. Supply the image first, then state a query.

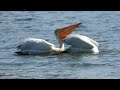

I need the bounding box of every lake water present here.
[0,11,120,79]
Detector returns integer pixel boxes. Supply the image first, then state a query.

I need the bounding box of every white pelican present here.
[15,23,81,55]
[15,22,99,55]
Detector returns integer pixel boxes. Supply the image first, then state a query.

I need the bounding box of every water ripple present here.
[0,11,120,79]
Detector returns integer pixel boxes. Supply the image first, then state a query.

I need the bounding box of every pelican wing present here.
[88,38,99,47]
[64,34,95,49]
[18,38,54,51]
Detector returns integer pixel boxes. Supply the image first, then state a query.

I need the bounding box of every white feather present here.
[64,34,95,49]
[18,38,55,53]
[64,34,99,54]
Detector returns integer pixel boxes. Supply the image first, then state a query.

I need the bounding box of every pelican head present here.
[54,28,67,41]
[55,23,82,40]
[54,29,60,37]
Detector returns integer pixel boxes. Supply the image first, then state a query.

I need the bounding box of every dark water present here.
[0,11,120,79]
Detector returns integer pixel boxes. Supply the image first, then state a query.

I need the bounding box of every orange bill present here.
[59,23,81,40]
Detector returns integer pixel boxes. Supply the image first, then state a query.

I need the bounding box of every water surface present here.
[0,11,120,79]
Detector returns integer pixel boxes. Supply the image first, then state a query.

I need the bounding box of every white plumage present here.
[19,38,53,50]
[15,23,99,55]
[64,34,99,54]
[17,38,56,54]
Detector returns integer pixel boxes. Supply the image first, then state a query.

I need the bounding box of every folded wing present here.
[64,34,96,49]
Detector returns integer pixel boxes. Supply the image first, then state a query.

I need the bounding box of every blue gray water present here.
[0,11,120,79]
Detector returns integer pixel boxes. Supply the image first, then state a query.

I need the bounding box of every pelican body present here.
[64,34,99,54]
[16,38,65,55]
[15,23,99,55]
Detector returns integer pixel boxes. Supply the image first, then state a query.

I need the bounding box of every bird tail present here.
[15,51,23,54]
